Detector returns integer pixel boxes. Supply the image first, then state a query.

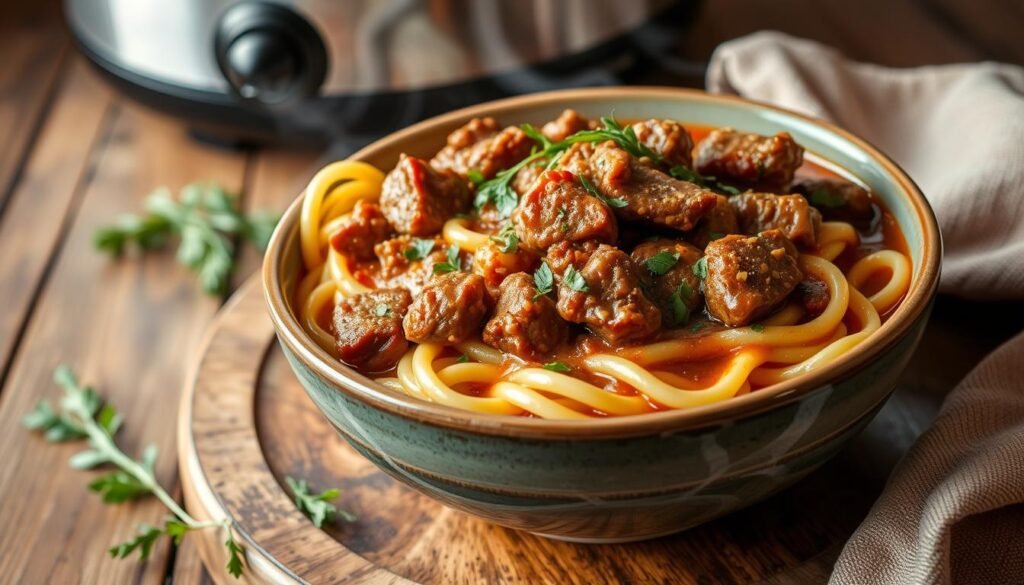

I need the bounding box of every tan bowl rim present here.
[262,86,942,440]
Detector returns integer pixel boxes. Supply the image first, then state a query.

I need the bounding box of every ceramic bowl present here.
[262,87,941,542]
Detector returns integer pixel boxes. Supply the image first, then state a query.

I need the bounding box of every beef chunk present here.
[796,278,830,318]
[403,272,489,345]
[695,128,804,191]
[380,154,471,236]
[631,239,704,326]
[328,200,393,261]
[542,109,597,141]
[333,289,412,373]
[589,143,718,232]
[511,170,618,252]
[703,230,802,327]
[690,194,740,249]
[373,235,449,296]
[790,177,875,226]
[545,240,600,280]
[630,119,694,169]
[556,244,661,344]
[483,273,570,359]
[556,142,596,182]
[472,239,540,299]
[430,117,533,180]
[512,161,545,196]
[730,191,822,248]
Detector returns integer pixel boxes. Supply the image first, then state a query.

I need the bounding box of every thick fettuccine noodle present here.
[297,161,912,420]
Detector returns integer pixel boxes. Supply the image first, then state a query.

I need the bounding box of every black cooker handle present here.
[214,2,327,107]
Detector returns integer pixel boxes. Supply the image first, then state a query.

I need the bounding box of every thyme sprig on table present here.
[94,183,279,295]
[24,366,247,578]
[474,117,741,219]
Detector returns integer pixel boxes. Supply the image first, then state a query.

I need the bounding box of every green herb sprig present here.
[533,262,554,299]
[542,361,572,373]
[668,165,741,195]
[23,366,246,577]
[432,245,462,274]
[285,476,355,528]
[644,251,680,276]
[94,183,279,295]
[489,225,519,253]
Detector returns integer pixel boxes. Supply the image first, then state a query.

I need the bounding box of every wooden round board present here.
[179,278,882,585]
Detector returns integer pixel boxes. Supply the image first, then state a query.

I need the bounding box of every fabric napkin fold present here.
[707,32,1024,585]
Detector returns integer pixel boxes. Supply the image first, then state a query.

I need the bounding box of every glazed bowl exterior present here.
[263,88,941,542]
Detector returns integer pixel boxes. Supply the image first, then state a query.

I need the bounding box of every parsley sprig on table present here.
[94,183,279,295]
[286,476,356,528]
[23,366,247,577]
[473,116,741,219]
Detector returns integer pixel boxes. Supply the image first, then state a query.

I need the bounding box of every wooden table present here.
[1,1,1022,583]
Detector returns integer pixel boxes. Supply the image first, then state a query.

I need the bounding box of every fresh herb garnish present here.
[456,354,470,364]
[668,165,741,195]
[374,303,390,317]
[489,225,519,253]
[285,476,355,529]
[568,116,662,161]
[23,365,247,578]
[404,237,436,261]
[809,188,845,209]
[533,262,554,299]
[667,281,694,326]
[94,183,279,294]
[563,266,590,292]
[692,257,708,280]
[432,245,462,274]
[645,251,680,276]
[521,123,554,151]
[689,321,706,333]
[579,175,627,208]
[543,361,572,373]
[466,168,485,186]
[556,207,570,232]
[750,323,766,332]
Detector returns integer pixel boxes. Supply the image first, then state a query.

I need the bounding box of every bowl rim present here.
[262,86,942,440]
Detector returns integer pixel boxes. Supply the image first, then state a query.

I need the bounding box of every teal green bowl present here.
[262,87,941,542]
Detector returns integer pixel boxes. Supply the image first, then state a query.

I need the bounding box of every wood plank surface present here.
[0,100,247,584]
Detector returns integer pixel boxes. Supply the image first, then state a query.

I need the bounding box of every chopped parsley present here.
[432,245,462,274]
[669,165,741,195]
[644,251,680,276]
[533,262,554,299]
[489,225,519,253]
[556,207,570,233]
[455,354,470,364]
[579,175,627,208]
[404,238,436,261]
[750,323,766,332]
[373,303,390,317]
[563,266,590,292]
[542,361,572,373]
[809,188,845,209]
[520,123,554,151]
[667,281,694,326]
[691,256,708,280]
[466,169,485,186]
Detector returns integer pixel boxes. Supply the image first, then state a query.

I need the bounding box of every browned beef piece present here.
[690,194,740,249]
[796,278,830,318]
[790,177,875,226]
[556,142,596,182]
[703,230,802,327]
[328,200,393,261]
[512,161,545,196]
[545,240,600,280]
[542,109,597,141]
[630,239,704,326]
[380,154,471,236]
[695,128,804,191]
[472,240,540,299]
[373,235,449,296]
[511,170,618,252]
[430,117,533,180]
[630,119,694,169]
[556,244,661,344]
[333,289,412,373]
[403,272,489,345]
[589,143,718,232]
[730,191,822,248]
[483,273,570,359]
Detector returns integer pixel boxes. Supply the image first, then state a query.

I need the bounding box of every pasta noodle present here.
[296,159,912,420]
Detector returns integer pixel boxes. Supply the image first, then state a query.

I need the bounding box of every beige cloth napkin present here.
[707,32,1024,585]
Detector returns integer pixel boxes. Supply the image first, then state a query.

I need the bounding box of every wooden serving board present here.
[179,278,884,585]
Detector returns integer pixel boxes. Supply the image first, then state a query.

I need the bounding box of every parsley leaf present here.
[489,225,519,253]
[520,123,554,150]
[533,262,554,299]
[750,323,766,332]
[809,188,845,209]
[225,532,245,578]
[669,166,741,195]
[466,168,485,186]
[432,245,462,274]
[542,361,572,373]
[455,354,470,364]
[692,257,708,280]
[563,266,590,292]
[404,238,436,261]
[578,175,627,208]
[668,281,695,326]
[109,524,163,561]
[645,251,680,276]
[285,476,355,528]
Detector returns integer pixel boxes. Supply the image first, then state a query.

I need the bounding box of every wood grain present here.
[0,60,112,377]
[0,101,246,584]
